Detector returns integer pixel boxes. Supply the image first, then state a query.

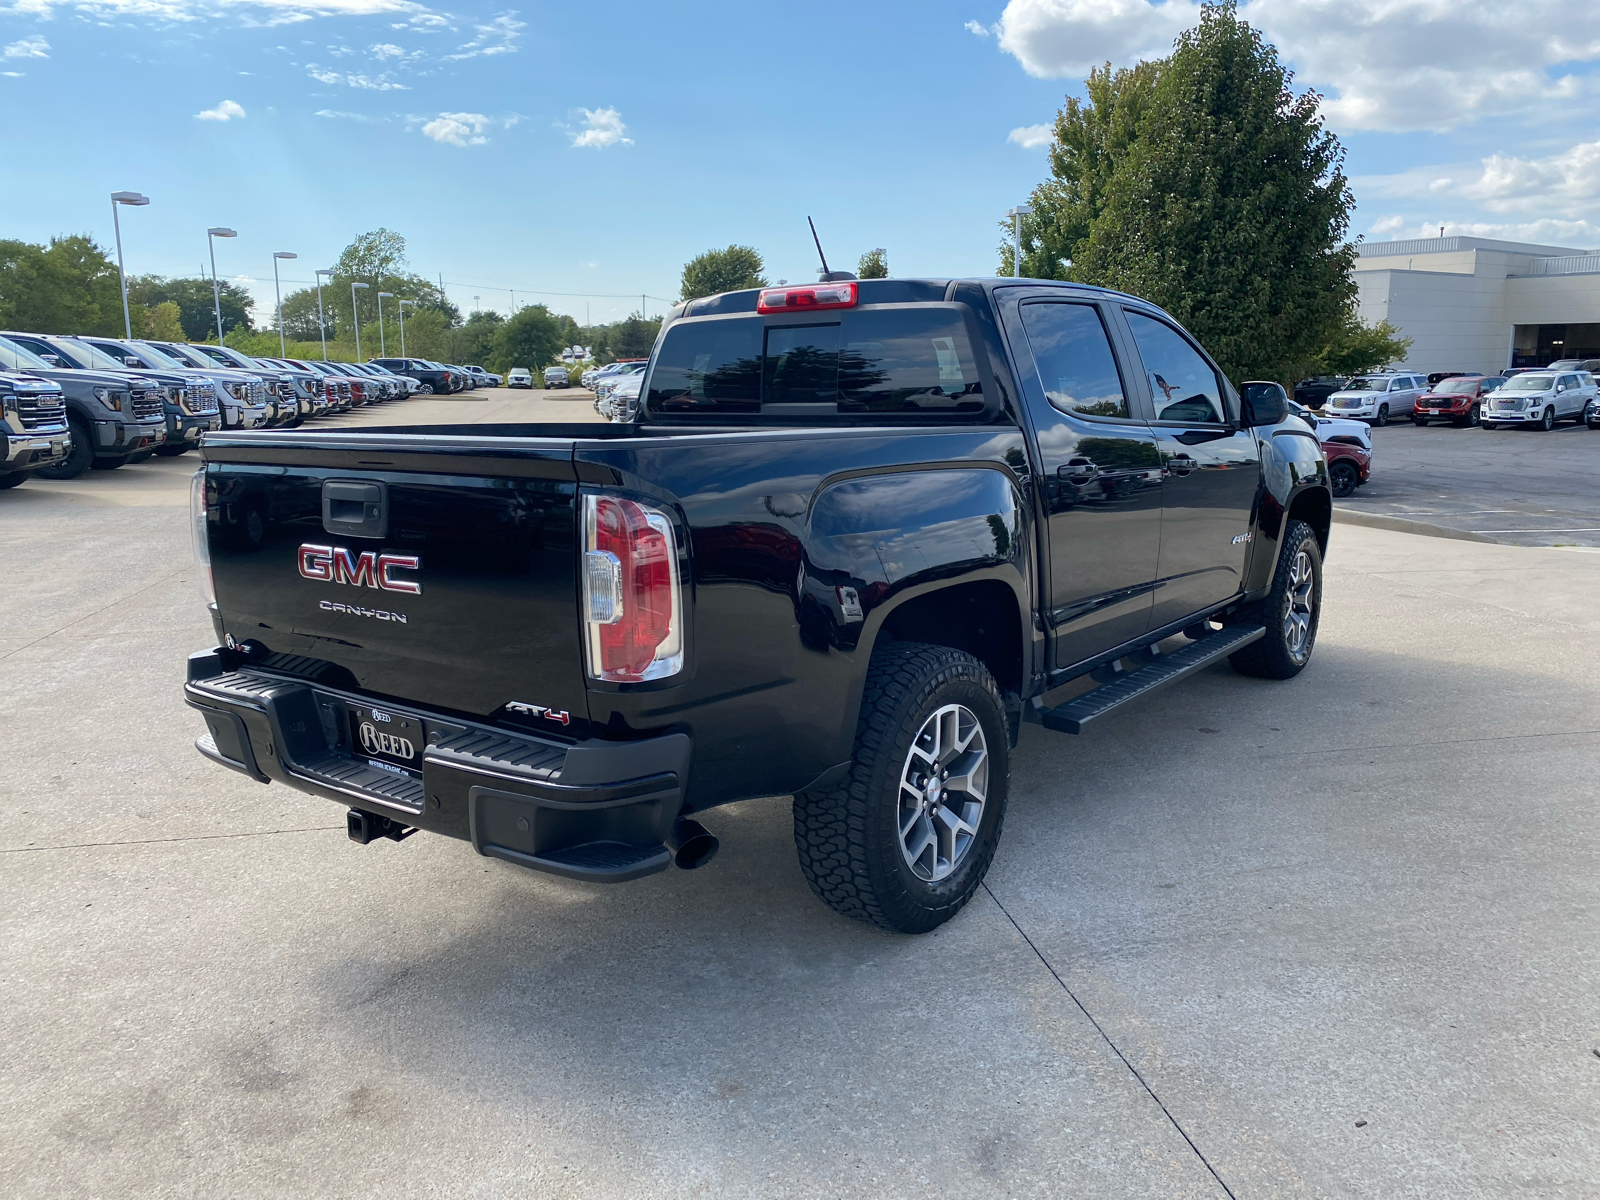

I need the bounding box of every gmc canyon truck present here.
[184,277,1331,933]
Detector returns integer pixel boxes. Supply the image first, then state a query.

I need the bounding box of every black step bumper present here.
[183,649,687,883]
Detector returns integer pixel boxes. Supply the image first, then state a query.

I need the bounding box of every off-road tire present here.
[793,642,1009,934]
[0,471,30,489]
[36,416,93,480]
[1227,519,1322,680]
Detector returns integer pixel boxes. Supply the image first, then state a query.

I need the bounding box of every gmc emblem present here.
[299,543,421,594]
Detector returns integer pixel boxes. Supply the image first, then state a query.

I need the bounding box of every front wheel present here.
[1412,415,1429,426]
[36,417,94,480]
[1373,404,1389,427]
[0,471,30,489]
[1539,407,1555,431]
[1481,422,1498,431]
[793,642,1009,934]
[1329,459,1361,497]
[1459,403,1481,427]
[1228,519,1322,680]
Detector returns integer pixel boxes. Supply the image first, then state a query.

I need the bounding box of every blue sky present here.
[3,0,1597,325]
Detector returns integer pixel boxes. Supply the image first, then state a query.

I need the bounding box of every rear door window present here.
[1124,310,1226,424]
[1018,302,1129,419]
[647,307,985,417]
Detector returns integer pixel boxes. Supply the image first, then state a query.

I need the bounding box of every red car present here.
[1322,437,1370,497]
[1413,374,1505,426]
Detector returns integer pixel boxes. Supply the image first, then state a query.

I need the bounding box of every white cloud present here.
[315,107,386,122]
[3,35,50,59]
[570,106,630,149]
[964,19,991,37]
[307,62,408,89]
[444,11,522,60]
[195,98,246,120]
[991,0,1600,133]
[1359,139,1600,224]
[3,0,431,19]
[1,70,23,77]
[369,41,405,58]
[419,111,489,146]
[1008,122,1053,149]
[1363,215,1600,249]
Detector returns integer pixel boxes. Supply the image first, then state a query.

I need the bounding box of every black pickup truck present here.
[184,277,1331,933]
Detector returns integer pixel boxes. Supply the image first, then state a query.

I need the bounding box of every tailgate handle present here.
[322,479,388,539]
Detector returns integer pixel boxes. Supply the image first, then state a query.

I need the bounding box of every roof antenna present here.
[808,216,856,282]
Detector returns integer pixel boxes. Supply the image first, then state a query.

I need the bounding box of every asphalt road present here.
[2,433,1598,1197]
[1340,418,1600,547]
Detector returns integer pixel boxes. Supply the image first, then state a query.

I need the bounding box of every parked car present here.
[344,363,403,401]
[1425,371,1479,387]
[1293,376,1347,409]
[600,371,644,421]
[1481,371,1596,430]
[244,356,331,418]
[183,275,1333,933]
[582,359,647,392]
[0,333,176,473]
[465,365,501,388]
[152,341,302,428]
[0,369,70,488]
[1413,375,1505,426]
[182,342,326,423]
[368,358,454,396]
[506,367,533,389]
[79,336,269,432]
[284,360,355,411]
[322,362,385,406]
[1586,382,1600,429]
[1322,372,1425,425]
[362,361,421,395]
[543,366,570,389]
[592,362,647,413]
[446,364,474,392]
[1546,358,1600,374]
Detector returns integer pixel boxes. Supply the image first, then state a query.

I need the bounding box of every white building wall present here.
[1354,268,1510,375]
[1503,274,1600,325]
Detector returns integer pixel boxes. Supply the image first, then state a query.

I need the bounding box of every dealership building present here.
[1354,236,1600,375]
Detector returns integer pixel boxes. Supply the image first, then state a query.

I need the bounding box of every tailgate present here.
[203,448,587,730]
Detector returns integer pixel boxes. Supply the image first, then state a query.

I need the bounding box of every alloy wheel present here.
[1284,550,1316,664]
[897,704,988,883]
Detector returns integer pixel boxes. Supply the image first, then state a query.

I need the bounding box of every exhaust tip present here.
[667,819,719,870]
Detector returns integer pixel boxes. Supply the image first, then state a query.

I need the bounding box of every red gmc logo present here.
[298,543,421,595]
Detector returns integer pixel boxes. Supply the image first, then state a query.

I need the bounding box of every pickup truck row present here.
[184,275,1333,933]
[0,331,433,486]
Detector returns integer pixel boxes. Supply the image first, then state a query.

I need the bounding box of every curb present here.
[1331,508,1500,544]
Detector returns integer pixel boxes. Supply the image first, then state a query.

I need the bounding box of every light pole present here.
[206,227,237,343]
[377,291,394,356]
[109,191,150,338]
[350,281,370,360]
[397,300,412,357]
[314,268,333,360]
[1006,205,1033,278]
[271,252,297,356]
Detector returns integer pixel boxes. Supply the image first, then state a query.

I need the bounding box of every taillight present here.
[756,281,857,313]
[581,493,683,682]
[190,468,216,607]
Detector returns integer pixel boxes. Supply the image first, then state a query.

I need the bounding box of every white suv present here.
[1482,371,1596,431]
[1323,373,1425,426]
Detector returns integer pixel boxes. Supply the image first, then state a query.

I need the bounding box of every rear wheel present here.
[1329,459,1360,497]
[1228,519,1322,680]
[793,642,1009,934]
[36,417,94,480]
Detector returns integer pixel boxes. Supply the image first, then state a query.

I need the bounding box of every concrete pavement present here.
[2,462,1597,1197]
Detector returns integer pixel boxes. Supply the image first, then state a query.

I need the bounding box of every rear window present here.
[647,307,985,418]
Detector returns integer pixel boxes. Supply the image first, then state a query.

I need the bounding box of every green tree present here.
[857,248,889,279]
[274,287,330,342]
[0,235,126,335]
[1002,4,1356,383]
[129,274,253,340]
[1305,312,1412,377]
[145,301,186,341]
[490,305,565,374]
[680,245,767,300]
[328,229,457,339]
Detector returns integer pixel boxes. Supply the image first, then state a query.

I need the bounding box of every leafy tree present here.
[0,235,125,335]
[490,305,565,374]
[680,245,767,300]
[145,301,186,341]
[328,229,457,338]
[1304,312,1412,377]
[857,248,889,279]
[129,274,253,340]
[274,287,331,341]
[1001,3,1356,383]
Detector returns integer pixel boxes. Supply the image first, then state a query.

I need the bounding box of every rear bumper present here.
[183,649,688,882]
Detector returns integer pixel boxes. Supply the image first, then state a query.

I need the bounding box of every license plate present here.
[347,703,423,776]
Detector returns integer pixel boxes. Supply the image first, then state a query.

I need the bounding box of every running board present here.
[1039,624,1266,735]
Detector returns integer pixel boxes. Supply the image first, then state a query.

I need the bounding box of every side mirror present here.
[40,354,62,367]
[1242,389,1287,427]
[121,356,142,368]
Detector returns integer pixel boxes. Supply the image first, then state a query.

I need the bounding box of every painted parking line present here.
[1471,527,1600,534]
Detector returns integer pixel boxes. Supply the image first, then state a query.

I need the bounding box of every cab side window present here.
[1124,310,1225,424]
[1018,302,1129,419]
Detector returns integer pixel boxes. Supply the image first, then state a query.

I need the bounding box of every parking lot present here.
[2,406,1598,1197]
[1339,420,1600,547]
